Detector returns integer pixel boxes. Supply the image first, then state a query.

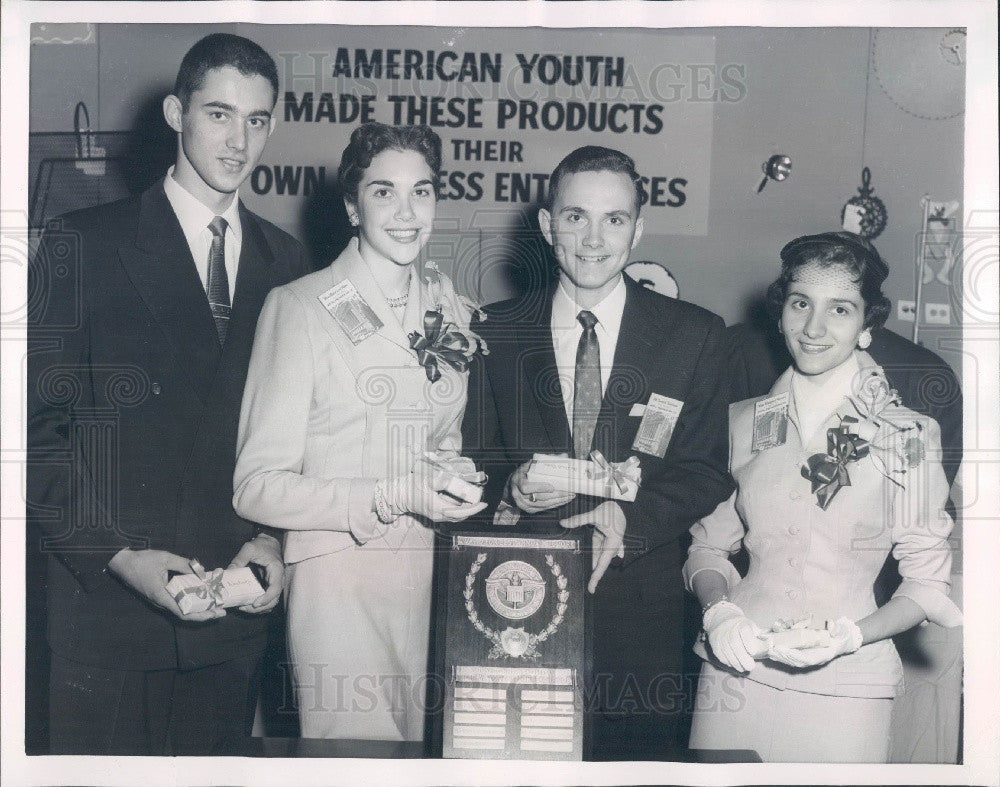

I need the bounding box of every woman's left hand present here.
[766,616,863,668]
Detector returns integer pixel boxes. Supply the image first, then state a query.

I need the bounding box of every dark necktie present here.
[207,216,231,343]
[573,310,601,459]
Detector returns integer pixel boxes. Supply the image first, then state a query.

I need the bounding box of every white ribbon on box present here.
[166,566,264,615]
[419,450,487,504]
[525,450,641,502]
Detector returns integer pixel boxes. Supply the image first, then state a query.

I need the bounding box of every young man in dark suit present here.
[27,33,311,755]
[462,146,734,759]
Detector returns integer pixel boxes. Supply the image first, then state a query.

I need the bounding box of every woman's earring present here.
[858,330,872,349]
[349,214,359,227]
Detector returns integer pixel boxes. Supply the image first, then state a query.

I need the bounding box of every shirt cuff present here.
[346,477,390,545]
[682,553,741,594]
[892,579,963,628]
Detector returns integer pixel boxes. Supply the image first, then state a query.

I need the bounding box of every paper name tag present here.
[631,393,683,457]
[318,280,383,345]
[752,392,790,453]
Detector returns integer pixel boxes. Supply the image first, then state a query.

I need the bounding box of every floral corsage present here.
[408,261,489,383]
[801,369,925,509]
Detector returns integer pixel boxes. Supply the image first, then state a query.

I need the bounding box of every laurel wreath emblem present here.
[463,552,569,660]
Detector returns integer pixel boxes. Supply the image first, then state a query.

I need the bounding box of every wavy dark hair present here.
[766,231,892,329]
[174,33,279,110]
[338,123,443,204]
[546,145,643,214]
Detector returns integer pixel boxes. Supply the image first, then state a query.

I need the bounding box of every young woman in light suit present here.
[234,124,486,741]
[684,232,962,762]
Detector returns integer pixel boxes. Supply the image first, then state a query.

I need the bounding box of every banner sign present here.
[232,26,722,241]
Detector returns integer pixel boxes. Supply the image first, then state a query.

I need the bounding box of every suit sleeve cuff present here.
[683,553,741,594]
[893,579,963,628]
[346,478,390,544]
[59,550,121,593]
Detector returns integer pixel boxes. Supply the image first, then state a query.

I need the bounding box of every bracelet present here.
[701,594,729,615]
[373,481,398,525]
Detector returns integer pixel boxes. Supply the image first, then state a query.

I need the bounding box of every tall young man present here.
[27,33,310,754]
[462,146,733,758]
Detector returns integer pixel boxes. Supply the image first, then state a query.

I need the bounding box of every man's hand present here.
[228,534,284,613]
[510,458,576,514]
[560,501,626,594]
[107,548,225,622]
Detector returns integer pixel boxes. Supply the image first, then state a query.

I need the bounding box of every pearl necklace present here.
[386,291,408,308]
[386,271,412,309]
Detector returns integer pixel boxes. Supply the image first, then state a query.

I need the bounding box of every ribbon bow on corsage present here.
[587,450,642,497]
[801,416,870,510]
[409,309,486,383]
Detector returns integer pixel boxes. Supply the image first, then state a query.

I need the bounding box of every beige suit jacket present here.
[234,239,469,564]
[684,351,962,698]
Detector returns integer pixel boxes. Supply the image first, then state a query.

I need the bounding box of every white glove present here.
[703,601,768,673]
[766,616,863,669]
[380,466,486,523]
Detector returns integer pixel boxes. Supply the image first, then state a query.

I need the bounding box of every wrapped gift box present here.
[420,451,486,504]
[166,566,265,615]
[524,451,640,502]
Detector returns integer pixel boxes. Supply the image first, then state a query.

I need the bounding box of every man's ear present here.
[163,94,184,134]
[538,208,554,247]
[631,216,645,250]
[268,116,277,137]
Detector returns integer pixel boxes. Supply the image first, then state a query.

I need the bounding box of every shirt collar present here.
[163,166,242,244]
[551,274,627,332]
[790,351,862,431]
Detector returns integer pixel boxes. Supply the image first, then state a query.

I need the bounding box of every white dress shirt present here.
[163,166,242,303]
[550,275,627,426]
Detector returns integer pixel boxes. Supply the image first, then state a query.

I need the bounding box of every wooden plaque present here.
[439,533,587,761]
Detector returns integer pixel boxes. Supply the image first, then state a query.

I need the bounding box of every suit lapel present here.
[520,284,572,452]
[593,278,671,460]
[334,238,419,354]
[212,207,278,387]
[117,181,220,402]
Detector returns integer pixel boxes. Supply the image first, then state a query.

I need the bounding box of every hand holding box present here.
[166,565,265,615]
[524,451,641,502]
[420,451,487,504]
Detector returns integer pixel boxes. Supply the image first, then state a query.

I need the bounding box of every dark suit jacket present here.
[27,180,311,671]
[725,323,962,486]
[461,276,734,670]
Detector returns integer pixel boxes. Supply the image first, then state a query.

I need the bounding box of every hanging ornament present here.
[841,167,888,239]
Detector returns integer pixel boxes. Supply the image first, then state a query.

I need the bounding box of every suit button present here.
[786,589,799,600]
[788,557,800,568]
[151,383,162,395]
[789,490,800,500]
[789,525,800,535]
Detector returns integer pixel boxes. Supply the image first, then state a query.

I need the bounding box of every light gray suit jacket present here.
[234,239,469,563]
[684,352,961,698]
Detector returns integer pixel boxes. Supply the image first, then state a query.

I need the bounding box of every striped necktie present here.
[207,216,231,343]
[572,309,602,459]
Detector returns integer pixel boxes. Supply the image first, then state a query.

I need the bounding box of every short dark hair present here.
[338,123,443,204]
[174,34,279,110]
[766,231,892,329]
[545,145,643,214]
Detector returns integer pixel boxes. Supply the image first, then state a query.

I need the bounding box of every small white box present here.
[524,453,640,502]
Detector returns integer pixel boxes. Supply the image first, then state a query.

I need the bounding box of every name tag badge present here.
[751,392,790,453]
[631,393,683,458]
[318,280,383,345]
